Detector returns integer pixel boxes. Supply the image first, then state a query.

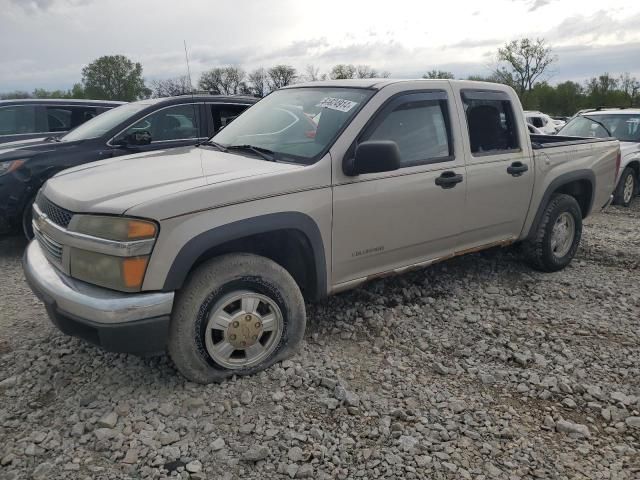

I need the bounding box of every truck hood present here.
[42,146,303,214]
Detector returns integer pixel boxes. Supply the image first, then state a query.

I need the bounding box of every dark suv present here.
[0,95,257,237]
[0,99,124,144]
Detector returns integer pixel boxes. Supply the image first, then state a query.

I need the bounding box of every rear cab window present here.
[359,91,453,167]
[462,90,520,155]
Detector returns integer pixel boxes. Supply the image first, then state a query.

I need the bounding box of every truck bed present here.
[530,134,614,150]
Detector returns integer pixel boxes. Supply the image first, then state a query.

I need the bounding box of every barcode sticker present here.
[316,97,358,112]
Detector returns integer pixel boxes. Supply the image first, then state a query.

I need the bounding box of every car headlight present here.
[0,159,26,177]
[68,215,158,292]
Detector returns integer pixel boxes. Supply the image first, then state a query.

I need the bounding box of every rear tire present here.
[168,253,306,383]
[523,194,582,272]
[612,167,636,207]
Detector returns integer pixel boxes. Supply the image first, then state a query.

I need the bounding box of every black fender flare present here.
[526,169,595,240]
[162,212,327,300]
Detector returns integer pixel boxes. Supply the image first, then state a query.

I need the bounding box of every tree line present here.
[2,39,638,117]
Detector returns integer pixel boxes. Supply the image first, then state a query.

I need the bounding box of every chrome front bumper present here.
[23,240,174,324]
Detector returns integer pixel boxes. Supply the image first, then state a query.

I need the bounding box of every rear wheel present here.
[523,193,582,272]
[168,253,306,383]
[613,167,636,207]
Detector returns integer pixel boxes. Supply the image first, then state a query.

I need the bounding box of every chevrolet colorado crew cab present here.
[23,79,620,383]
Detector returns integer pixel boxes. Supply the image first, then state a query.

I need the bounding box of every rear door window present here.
[210,104,249,132]
[46,107,73,132]
[462,92,520,155]
[0,105,38,135]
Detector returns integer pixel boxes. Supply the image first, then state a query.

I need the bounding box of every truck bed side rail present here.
[530,134,616,150]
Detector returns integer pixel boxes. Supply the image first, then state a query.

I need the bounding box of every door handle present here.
[507,161,528,177]
[435,171,464,189]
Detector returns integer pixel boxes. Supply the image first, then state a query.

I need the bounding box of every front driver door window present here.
[114,104,201,145]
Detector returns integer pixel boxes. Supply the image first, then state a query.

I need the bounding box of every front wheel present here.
[523,193,582,272]
[168,253,306,383]
[612,167,636,207]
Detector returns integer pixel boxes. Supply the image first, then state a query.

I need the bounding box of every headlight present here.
[72,215,157,241]
[0,159,26,177]
[70,249,150,292]
[67,215,158,292]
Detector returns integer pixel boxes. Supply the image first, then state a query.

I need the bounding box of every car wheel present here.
[523,193,582,272]
[612,167,636,207]
[168,253,306,383]
[22,196,36,240]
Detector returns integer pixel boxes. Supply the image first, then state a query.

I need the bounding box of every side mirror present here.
[343,140,401,176]
[115,130,152,147]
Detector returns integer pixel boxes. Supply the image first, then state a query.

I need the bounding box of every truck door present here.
[331,89,467,286]
[456,89,535,248]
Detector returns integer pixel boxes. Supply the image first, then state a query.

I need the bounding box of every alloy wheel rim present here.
[623,174,634,204]
[204,291,283,369]
[550,212,575,259]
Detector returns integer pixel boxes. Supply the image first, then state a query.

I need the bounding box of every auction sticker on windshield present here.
[316,97,358,112]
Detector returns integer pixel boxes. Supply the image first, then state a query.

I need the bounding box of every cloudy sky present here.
[1,0,639,92]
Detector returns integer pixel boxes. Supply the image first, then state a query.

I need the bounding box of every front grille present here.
[34,227,63,263]
[37,194,74,228]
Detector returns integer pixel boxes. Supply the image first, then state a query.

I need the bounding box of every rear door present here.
[208,103,251,136]
[454,88,534,248]
[331,86,467,286]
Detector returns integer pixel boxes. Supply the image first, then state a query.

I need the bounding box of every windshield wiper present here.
[582,116,612,137]
[226,144,276,162]
[199,140,228,152]
[44,136,62,142]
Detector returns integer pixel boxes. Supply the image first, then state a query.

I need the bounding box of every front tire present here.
[22,196,36,240]
[613,167,636,207]
[168,253,306,383]
[523,194,582,272]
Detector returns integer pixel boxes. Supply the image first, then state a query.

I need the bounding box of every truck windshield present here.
[60,103,147,142]
[212,87,374,163]
[560,114,640,142]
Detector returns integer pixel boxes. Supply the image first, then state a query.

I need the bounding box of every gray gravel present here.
[1,203,639,479]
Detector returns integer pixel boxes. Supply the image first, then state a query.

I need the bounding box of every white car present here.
[558,109,640,206]
[527,123,544,135]
[524,111,558,135]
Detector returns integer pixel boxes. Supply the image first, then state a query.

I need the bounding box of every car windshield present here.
[559,114,640,142]
[212,87,374,163]
[60,103,148,142]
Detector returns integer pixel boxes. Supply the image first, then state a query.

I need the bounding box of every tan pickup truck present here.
[23,79,620,383]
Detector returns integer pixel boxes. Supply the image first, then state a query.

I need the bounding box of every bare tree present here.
[330,64,357,79]
[493,38,556,96]
[305,64,321,82]
[267,65,297,90]
[422,70,455,79]
[355,65,378,79]
[150,76,192,98]
[248,68,269,97]
[619,72,640,107]
[198,66,246,95]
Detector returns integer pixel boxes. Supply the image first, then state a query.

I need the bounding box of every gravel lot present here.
[1,203,639,480]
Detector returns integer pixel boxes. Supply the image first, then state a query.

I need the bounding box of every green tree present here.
[82,55,150,101]
[423,70,455,79]
[493,38,556,97]
[198,66,246,95]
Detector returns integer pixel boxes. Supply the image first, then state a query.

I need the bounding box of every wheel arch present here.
[162,212,328,301]
[525,170,595,240]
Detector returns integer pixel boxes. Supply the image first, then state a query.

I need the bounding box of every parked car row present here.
[0,95,256,236]
[16,79,621,383]
[0,98,124,144]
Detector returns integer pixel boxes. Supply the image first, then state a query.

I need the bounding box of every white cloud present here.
[0,0,639,91]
